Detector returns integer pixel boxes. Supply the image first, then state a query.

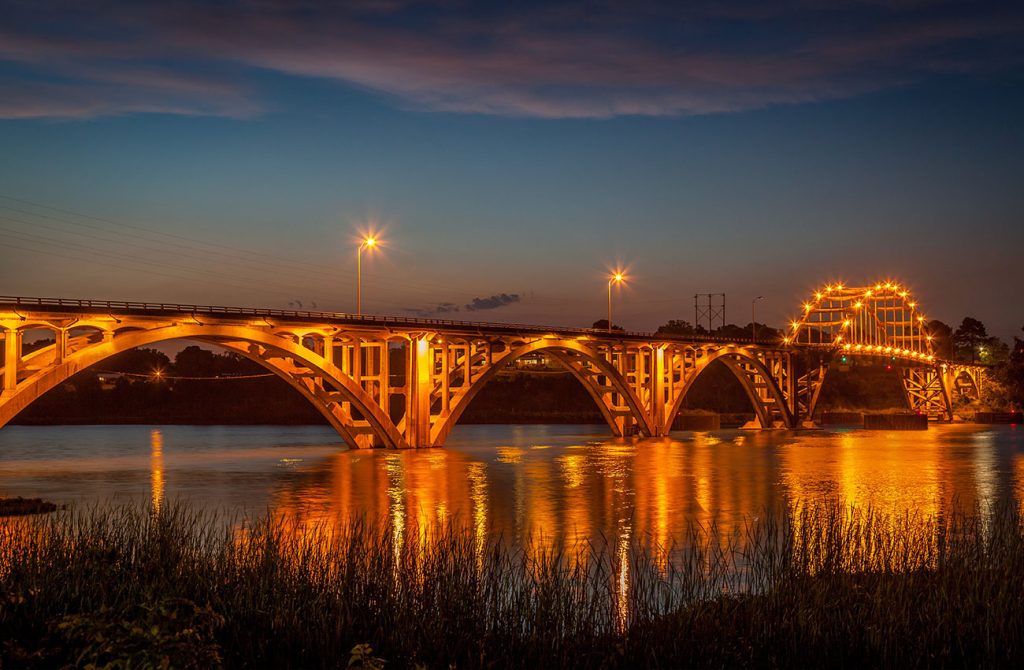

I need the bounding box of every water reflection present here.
[261,425,1024,566]
[2,424,1023,568]
[150,429,164,514]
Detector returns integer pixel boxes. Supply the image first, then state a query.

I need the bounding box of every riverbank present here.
[0,497,58,516]
[2,503,1021,668]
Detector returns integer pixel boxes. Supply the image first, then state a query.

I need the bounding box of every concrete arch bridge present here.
[0,287,984,448]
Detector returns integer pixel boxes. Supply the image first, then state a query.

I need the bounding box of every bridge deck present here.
[0,295,776,346]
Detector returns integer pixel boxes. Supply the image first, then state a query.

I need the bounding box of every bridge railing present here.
[0,294,777,345]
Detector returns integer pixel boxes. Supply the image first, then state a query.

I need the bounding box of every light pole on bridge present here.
[607,272,625,333]
[356,236,377,317]
[752,296,765,341]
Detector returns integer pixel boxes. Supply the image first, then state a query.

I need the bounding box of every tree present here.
[105,347,171,375]
[1002,327,1024,410]
[656,320,705,336]
[953,317,988,363]
[173,345,223,376]
[591,319,623,331]
[714,323,750,339]
[926,320,953,359]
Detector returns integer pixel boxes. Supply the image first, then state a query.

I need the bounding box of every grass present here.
[1,502,1022,668]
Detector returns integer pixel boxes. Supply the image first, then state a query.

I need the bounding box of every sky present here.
[1,0,1023,339]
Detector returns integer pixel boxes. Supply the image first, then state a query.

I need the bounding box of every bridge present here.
[0,282,985,449]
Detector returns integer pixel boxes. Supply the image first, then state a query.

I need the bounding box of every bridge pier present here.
[406,336,433,448]
[3,329,18,394]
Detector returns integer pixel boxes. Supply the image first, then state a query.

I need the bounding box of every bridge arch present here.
[951,367,981,399]
[430,337,655,446]
[0,324,407,449]
[665,348,795,429]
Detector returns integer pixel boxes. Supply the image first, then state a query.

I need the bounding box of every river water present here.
[2,423,1023,549]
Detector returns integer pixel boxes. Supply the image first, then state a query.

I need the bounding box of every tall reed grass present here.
[1,501,1022,668]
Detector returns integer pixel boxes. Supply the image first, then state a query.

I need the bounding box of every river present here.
[2,423,1023,549]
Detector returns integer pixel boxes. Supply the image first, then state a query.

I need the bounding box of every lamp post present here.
[357,237,376,317]
[751,296,765,341]
[607,273,625,333]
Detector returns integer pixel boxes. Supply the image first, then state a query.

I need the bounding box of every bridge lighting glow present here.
[843,320,851,327]
[815,292,822,300]
[926,335,933,341]
[835,284,844,290]
[909,302,916,308]
[803,303,811,312]
[790,321,799,330]
[864,290,872,297]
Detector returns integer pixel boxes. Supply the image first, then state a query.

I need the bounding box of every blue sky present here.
[1,1,1022,338]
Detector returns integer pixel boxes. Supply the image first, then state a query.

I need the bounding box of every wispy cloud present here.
[405,293,521,316]
[465,293,520,312]
[1,1,1021,120]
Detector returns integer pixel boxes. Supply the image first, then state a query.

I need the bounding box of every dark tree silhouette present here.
[657,320,705,336]
[953,317,988,363]
[926,320,953,359]
[591,319,624,331]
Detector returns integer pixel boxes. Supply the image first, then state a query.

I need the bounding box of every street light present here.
[356,236,377,317]
[751,296,765,341]
[607,272,625,333]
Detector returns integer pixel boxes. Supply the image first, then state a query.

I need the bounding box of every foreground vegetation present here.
[2,503,1023,668]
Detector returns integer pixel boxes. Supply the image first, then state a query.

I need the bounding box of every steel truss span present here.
[0,287,985,448]
[788,281,984,421]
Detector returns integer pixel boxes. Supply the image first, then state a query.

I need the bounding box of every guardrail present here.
[0,295,776,345]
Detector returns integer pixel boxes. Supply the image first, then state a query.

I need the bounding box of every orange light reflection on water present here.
[150,429,164,515]
[253,426,1023,575]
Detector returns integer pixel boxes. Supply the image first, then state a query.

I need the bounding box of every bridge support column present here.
[407,336,433,448]
[652,346,669,435]
[54,329,68,365]
[3,329,18,394]
[322,335,334,366]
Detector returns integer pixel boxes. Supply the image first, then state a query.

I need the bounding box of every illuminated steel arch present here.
[786,281,935,363]
[785,281,984,421]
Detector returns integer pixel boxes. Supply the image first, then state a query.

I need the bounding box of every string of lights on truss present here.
[783,281,937,362]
